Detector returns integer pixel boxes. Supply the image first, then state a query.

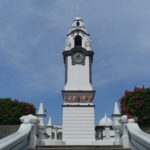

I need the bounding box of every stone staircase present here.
[35,145,130,150]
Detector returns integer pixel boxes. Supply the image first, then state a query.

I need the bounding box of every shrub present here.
[0,98,36,125]
[119,87,150,125]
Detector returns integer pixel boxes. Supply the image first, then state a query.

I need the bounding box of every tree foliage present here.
[119,87,150,125]
[0,98,36,125]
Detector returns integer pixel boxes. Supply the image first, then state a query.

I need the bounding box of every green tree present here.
[0,98,36,125]
[119,87,150,125]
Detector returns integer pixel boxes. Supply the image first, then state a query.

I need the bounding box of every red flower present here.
[125,113,132,119]
[122,102,126,106]
[136,101,143,108]
[26,106,30,111]
[132,96,139,99]
[122,107,127,111]
[134,87,144,91]
[119,96,125,101]
[125,90,131,96]
[127,115,132,119]
[130,108,135,113]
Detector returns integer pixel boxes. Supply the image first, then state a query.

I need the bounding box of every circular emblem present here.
[73,52,84,63]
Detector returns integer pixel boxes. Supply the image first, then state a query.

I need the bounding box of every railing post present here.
[119,115,130,148]
[37,125,46,146]
[114,127,121,145]
[20,114,39,149]
[112,117,121,145]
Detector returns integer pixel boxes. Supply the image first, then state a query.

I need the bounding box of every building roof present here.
[68,16,88,34]
[99,113,113,126]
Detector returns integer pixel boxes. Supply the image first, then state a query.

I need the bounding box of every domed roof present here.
[68,16,88,34]
[98,113,113,126]
[74,16,82,21]
[72,16,85,27]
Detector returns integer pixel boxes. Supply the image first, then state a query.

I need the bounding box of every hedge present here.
[0,98,36,125]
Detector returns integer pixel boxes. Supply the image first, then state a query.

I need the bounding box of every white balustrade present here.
[120,115,150,150]
[0,114,39,150]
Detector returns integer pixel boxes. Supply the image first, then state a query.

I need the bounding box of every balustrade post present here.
[20,114,39,149]
[119,115,130,148]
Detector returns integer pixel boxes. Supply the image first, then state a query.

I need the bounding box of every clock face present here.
[73,52,84,63]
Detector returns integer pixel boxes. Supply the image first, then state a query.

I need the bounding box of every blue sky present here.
[0,0,150,124]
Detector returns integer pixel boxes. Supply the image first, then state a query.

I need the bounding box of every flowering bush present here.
[119,87,150,125]
[0,98,36,125]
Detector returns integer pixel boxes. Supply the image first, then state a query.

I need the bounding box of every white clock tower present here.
[62,17,95,145]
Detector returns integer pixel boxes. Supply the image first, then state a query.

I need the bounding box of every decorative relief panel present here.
[64,95,93,103]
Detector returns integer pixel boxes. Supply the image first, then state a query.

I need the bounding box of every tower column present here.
[62,17,95,145]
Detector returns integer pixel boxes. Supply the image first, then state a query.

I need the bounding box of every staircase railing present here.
[120,116,150,150]
[0,114,39,150]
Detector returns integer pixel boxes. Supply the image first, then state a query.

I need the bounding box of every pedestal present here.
[62,104,95,145]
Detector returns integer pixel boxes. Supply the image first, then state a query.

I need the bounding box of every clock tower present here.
[62,17,95,145]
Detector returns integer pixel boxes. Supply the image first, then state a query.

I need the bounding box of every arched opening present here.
[75,35,82,47]
[57,132,62,140]
[76,21,80,26]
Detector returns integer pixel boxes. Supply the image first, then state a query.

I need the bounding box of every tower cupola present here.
[69,17,87,34]
[65,17,92,51]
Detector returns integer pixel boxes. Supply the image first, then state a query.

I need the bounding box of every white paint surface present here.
[64,56,92,90]
[63,106,95,145]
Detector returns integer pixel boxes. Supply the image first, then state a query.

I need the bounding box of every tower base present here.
[62,104,95,145]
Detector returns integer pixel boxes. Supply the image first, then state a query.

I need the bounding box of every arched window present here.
[76,21,80,26]
[57,132,62,140]
[75,35,82,47]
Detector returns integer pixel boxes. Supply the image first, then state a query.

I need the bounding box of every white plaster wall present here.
[64,56,92,91]
[46,127,52,138]
[63,106,95,145]
[38,117,44,126]
[43,139,65,145]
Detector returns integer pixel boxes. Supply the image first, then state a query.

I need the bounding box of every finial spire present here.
[104,112,107,117]
[37,102,44,114]
[47,117,52,126]
[113,102,120,115]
